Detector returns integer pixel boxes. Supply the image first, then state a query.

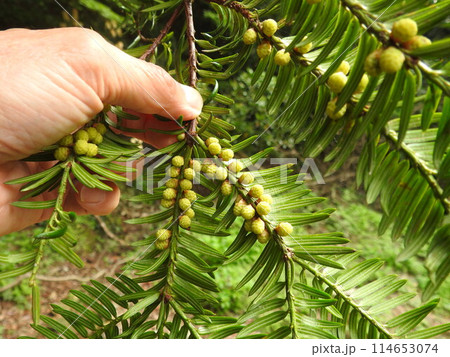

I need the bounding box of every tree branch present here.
[206,0,258,26]
[205,0,323,78]
[206,0,448,215]
[170,299,202,339]
[139,4,183,60]
[284,259,299,339]
[94,215,126,245]
[292,256,394,338]
[184,0,198,87]
[184,0,199,141]
[383,127,450,213]
[341,0,449,95]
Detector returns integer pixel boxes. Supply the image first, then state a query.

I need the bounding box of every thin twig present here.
[184,0,198,87]
[29,163,71,287]
[206,0,257,26]
[139,4,184,60]
[205,0,320,76]
[184,0,199,141]
[0,271,105,293]
[94,215,126,245]
[36,270,106,283]
[170,299,202,339]
[0,274,29,293]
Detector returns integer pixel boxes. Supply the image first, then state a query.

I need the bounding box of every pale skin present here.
[0,28,203,235]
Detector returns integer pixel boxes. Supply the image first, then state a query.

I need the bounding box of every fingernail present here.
[181,85,203,115]
[80,186,106,204]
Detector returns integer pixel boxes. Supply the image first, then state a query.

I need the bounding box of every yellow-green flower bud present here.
[156,229,171,241]
[179,198,191,211]
[244,220,253,232]
[93,123,107,135]
[183,168,195,181]
[166,178,179,189]
[190,159,201,172]
[262,19,278,37]
[179,215,191,229]
[239,172,255,185]
[259,194,273,204]
[256,201,271,216]
[74,139,89,155]
[183,190,197,202]
[185,208,195,219]
[58,135,73,147]
[274,49,291,66]
[276,222,293,236]
[251,218,265,235]
[335,61,350,75]
[205,137,219,146]
[220,149,234,161]
[355,73,369,93]
[326,100,347,120]
[86,143,98,157]
[177,133,186,141]
[294,37,312,54]
[391,18,417,44]
[221,181,233,196]
[228,160,244,173]
[208,142,222,155]
[155,239,169,250]
[364,49,382,76]
[327,72,348,94]
[87,127,99,142]
[243,28,257,45]
[202,163,217,175]
[91,133,103,145]
[163,188,177,200]
[233,199,246,216]
[257,229,270,244]
[180,179,193,191]
[172,155,184,167]
[249,184,264,198]
[161,199,175,208]
[170,166,180,178]
[54,147,70,161]
[75,130,89,142]
[379,47,405,74]
[257,41,272,59]
[406,35,432,50]
[241,205,256,220]
[215,167,228,181]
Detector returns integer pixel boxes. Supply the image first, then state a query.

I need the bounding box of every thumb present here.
[80,32,203,120]
[64,183,121,216]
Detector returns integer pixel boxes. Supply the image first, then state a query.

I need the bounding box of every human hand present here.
[0,27,203,235]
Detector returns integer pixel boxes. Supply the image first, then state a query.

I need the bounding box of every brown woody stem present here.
[184,0,199,141]
[139,4,183,60]
[184,0,198,87]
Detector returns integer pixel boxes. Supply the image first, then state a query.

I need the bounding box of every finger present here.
[0,162,120,235]
[0,162,53,235]
[109,111,182,149]
[64,183,121,216]
[65,29,203,120]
